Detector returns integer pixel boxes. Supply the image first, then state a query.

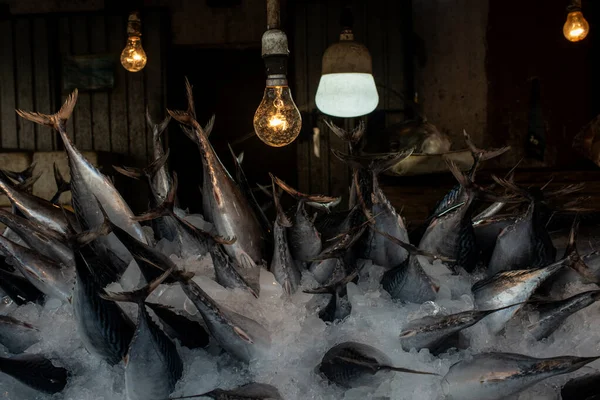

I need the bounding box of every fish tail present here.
[100,264,174,304]
[16,173,41,192]
[112,165,143,180]
[325,119,365,144]
[16,89,78,131]
[71,199,114,247]
[370,149,415,174]
[270,173,292,227]
[463,130,510,173]
[145,107,171,142]
[228,144,245,166]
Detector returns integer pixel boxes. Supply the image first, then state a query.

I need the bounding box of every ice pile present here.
[2,227,600,400]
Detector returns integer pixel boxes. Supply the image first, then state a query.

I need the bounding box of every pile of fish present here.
[0,81,598,400]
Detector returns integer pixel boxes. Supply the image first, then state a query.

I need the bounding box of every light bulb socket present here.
[261,29,289,77]
[127,11,142,37]
[266,75,288,87]
[263,54,288,77]
[321,28,372,75]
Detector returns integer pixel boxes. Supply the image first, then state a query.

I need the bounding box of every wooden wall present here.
[291,0,410,198]
[0,9,168,165]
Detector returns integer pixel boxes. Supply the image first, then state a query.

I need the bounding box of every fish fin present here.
[257,183,273,198]
[272,174,339,203]
[0,162,38,184]
[50,163,70,204]
[399,329,417,338]
[100,264,174,303]
[545,183,586,198]
[464,130,510,163]
[331,149,415,173]
[270,173,292,227]
[15,173,41,192]
[16,89,78,131]
[180,125,198,143]
[370,226,455,263]
[184,77,197,120]
[71,199,113,247]
[58,205,79,237]
[144,148,170,178]
[491,175,531,200]
[384,365,440,377]
[112,165,143,180]
[303,263,361,294]
[233,326,254,344]
[204,115,215,137]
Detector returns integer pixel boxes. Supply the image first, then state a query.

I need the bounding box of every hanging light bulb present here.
[315,7,378,118]
[563,0,590,42]
[253,0,301,147]
[120,12,147,72]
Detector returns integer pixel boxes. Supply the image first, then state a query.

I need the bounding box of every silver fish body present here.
[473,261,565,334]
[125,305,183,400]
[211,245,258,297]
[310,258,343,284]
[180,277,270,363]
[72,249,134,365]
[527,290,600,340]
[288,201,321,262]
[0,235,73,303]
[0,315,39,354]
[270,220,301,296]
[381,257,437,303]
[0,353,68,394]
[443,352,600,400]
[0,209,73,267]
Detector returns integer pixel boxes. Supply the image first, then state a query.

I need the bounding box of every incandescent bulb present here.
[253,85,302,147]
[563,10,590,42]
[120,36,147,72]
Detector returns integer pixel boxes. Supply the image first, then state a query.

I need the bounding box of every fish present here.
[0,267,45,305]
[419,159,495,273]
[17,90,149,277]
[0,172,77,236]
[486,177,556,276]
[173,270,271,363]
[168,80,264,292]
[527,289,600,340]
[0,208,74,267]
[472,255,574,335]
[72,246,135,365]
[269,174,301,295]
[0,315,39,354]
[373,228,449,303]
[316,341,438,388]
[49,162,71,204]
[133,173,233,262]
[0,353,68,394]
[442,352,600,400]
[101,267,183,400]
[472,215,517,266]
[210,244,258,298]
[229,145,273,236]
[146,302,210,349]
[173,382,283,400]
[0,235,73,303]
[0,163,37,186]
[399,303,523,353]
[304,267,360,323]
[561,372,600,400]
[272,175,340,263]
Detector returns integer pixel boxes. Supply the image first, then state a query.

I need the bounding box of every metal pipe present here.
[266,0,280,30]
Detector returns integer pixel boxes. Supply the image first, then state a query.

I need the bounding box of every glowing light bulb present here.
[120,36,147,72]
[563,10,590,42]
[253,85,301,147]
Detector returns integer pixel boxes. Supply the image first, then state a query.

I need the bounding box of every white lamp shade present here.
[315,73,379,118]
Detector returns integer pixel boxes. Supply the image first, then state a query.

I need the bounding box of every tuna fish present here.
[269,175,301,295]
[72,246,134,365]
[0,353,68,394]
[486,177,556,276]
[0,235,73,303]
[0,315,39,354]
[17,89,148,279]
[101,267,183,400]
[168,80,264,292]
[527,289,600,340]
[210,244,258,298]
[316,341,437,388]
[443,352,600,400]
[0,267,45,305]
[473,215,517,266]
[175,382,283,400]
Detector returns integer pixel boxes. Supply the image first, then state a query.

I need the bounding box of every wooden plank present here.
[0,20,17,149]
[57,16,74,142]
[71,16,92,150]
[14,18,35,150]
[32,17,54,151]
[143,10,164,163]
[127,67,146,164]
[89,14,110,152]
[389,0,409,113]
[366,0,386,111]
[306,1,328,194]
[107,14,128,155]
[293,1,311,193]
